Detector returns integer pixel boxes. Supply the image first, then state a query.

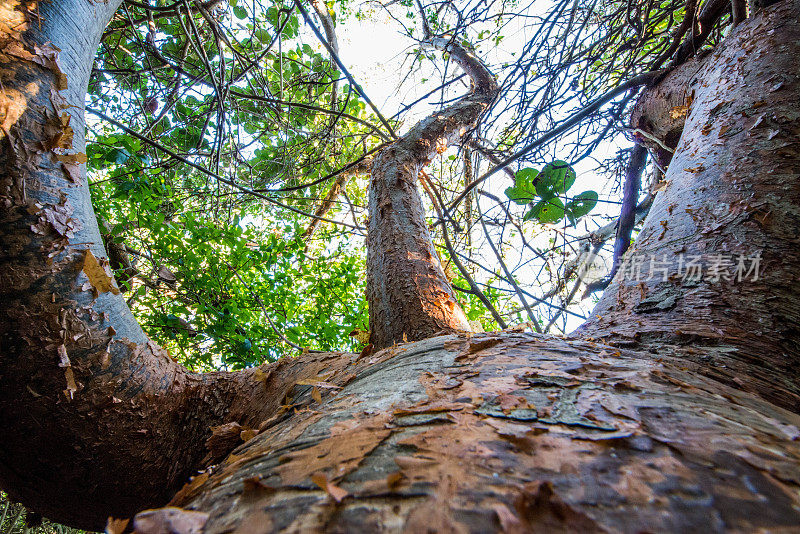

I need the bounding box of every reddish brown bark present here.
[0,0,329,527]
[579,1,800,412]
[0,0,799,531]
[366,38,497,349]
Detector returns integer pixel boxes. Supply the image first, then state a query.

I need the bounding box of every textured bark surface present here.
[366,39,497,350]
[173,333,800,533]
[579,0,800,412]
[168,4,800,531]
[0,1,328,528]
[0,0,799,531]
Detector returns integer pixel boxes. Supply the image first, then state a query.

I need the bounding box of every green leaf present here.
[515,167,539,190]
[505,167,539,205]
[536,160,576,199]
[105,147,131,165]
[565,190,598,218]
[504,186,536,205]
[525,197,565,224]
[233,5,247,19]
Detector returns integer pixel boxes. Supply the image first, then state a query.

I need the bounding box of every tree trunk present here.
[0,0,799,532]
[0,0,332,526]
[579,0,800,412]
[366,38,496,349]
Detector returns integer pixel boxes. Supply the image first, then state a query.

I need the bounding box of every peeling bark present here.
[579,0,800,412]
[0,0,329,527]
[1,0,800,531]
[172,333,800,533]
[367,38,497,349]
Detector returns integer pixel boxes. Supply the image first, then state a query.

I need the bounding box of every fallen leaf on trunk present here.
[133,507,209,534]
[311,473,348,502]
[82,249,121,296]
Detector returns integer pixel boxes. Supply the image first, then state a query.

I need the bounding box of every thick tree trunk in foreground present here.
[0,0,799,532]
[0,0,332,526]
[579,3,800,412]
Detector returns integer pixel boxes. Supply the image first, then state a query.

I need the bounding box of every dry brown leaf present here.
[133,507,209,534]
[311,473,348,503]
[311,386,322,403]
[105,517,129,534]
[64,367,77,400]
[82,249,121,297]
[55,152,87,164]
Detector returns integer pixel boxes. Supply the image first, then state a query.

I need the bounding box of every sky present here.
[314,2,629,333]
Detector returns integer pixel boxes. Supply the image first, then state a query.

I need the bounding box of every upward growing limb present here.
[366,37,498,349]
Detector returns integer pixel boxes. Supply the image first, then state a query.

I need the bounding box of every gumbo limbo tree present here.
[2,0,800,531]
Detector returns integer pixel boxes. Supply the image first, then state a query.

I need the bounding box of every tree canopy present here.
[86,0,737,369]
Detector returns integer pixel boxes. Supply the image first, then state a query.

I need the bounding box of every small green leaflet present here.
[565,190,598,218]
[524,197,565,223]
[504,167,538,205]
[535,160,576,199]
[233,5,247,19]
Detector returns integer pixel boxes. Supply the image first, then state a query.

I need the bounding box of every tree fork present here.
[0,0,799,531]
